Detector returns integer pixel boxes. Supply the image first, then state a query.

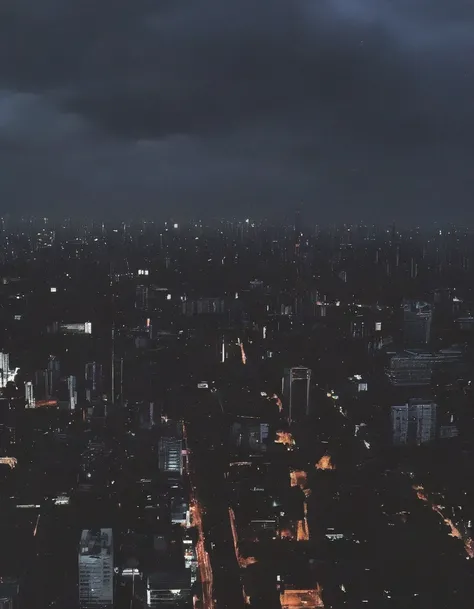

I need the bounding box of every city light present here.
[290,470,310,541]
[33,513,40,537]
[315,455,335,470]
[35,400,58,408]
[184,422,215,609]
[190,501,214,608]
[413,484,474,559]
[229,508,258,568]
[0,456,17,469]
[290,470,308,488]
[280,585,324,608]
[272,393,283,412]
[297,507,310,541]
[275,431,295,449]
[238,340,247,365]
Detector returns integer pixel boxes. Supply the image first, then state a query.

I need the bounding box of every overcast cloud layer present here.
[0,0,473,222]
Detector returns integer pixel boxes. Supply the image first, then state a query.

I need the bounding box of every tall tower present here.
[0,352,10,388]
[46,356,60,399]
[282,367,312,424]
[25,381,35,408]
[68,375,77,410]
[85,362,102,402]
[79,529,114,609]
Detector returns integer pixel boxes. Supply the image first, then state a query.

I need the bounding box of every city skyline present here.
[1,219,474,606]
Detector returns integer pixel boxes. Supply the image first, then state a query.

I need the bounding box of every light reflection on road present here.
[190,501,215,609]
[183,422,215,609]
[413,484,474,559]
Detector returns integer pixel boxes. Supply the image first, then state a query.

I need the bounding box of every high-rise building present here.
[391,399,437,446]
[0,352,10,387]
[25,381,35,408]
[42,355,61,399]
[85,362,102,401]
[158,436,182,476]
[282,367,312,423]
[0,352,18,389]
[138,402,155,430]
[79,529,114,609]
[135,285,149,311]
[403,300,432,346]
[68,375,77,410]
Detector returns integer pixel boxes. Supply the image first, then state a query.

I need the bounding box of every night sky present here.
[0,0,473,222]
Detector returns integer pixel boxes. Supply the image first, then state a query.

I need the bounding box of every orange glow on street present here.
[297,510,310,542]
[35,399,58,407]
[280,586,324,608]
[289,470,311,541]
[280,528,295,540]
[413,485,474,559]
[184,422,215,609]
[240,343,247,365]
[290,470,307,488]
[272,394,283,412]
[190,501,214,609]
[240,556,258,567]
[229,507,258,568]
[315,455,335,470]
[33,513,40,537]
[412,485,428,502]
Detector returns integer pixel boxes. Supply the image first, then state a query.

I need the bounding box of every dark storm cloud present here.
[0,0,474,220]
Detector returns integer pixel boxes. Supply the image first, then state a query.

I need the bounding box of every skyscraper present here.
[85,362,102,401]
[0,352,10,388]
[45,355,60,399]
[79,529,114,609]
[135,285,149,311]
[0,353,18,389]
[158,436,183,476]
[391,399,437,446]
[282,367,312,424]
[25,381,35,408]
[68,375,77,410]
